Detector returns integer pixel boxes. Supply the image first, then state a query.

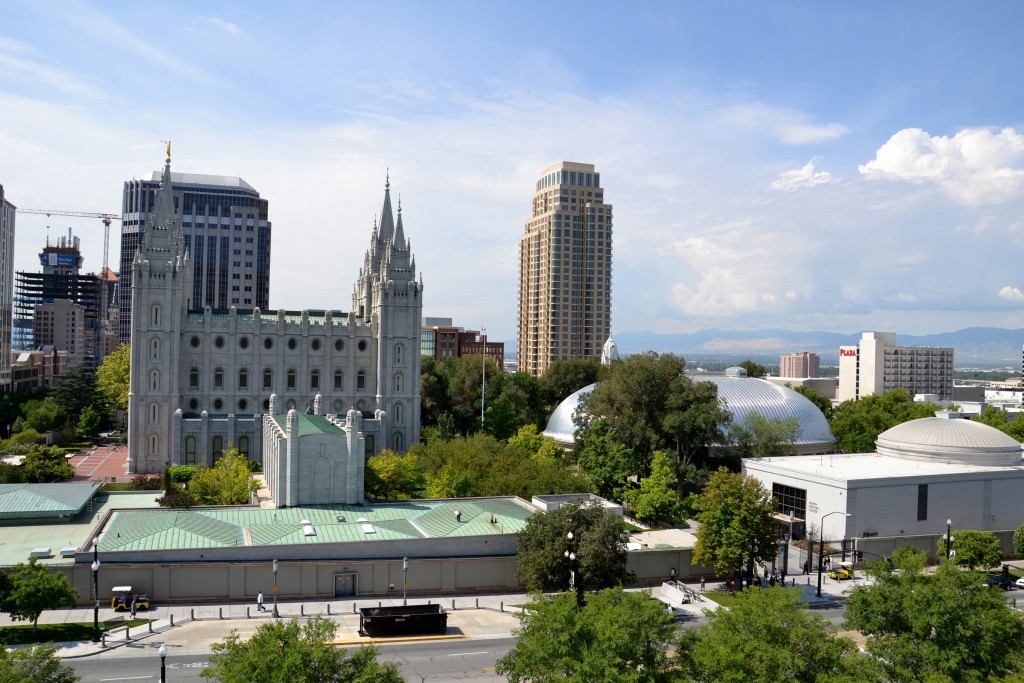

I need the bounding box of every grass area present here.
[701,590,743,608]
[623,521,645,532]
[0,619,153,645]
[101,482,135,491]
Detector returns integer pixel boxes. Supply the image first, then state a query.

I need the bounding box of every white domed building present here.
[743,412,1024,557]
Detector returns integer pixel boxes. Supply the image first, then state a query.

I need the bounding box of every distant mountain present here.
[502,327,1024,368]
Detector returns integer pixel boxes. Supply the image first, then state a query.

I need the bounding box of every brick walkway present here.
[70,444,131,483]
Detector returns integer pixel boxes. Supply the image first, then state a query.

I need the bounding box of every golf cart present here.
[827,561,855,581]
[111,586,150,611]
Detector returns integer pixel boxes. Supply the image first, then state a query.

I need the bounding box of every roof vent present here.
[302,523,316,537]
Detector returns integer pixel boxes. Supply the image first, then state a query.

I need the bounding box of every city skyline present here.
[1,2,1023,343]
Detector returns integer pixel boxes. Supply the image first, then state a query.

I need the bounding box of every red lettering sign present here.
[840,348,857,357]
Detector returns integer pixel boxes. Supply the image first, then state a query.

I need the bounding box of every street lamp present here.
[158,643,167,683]
[781,510,794,581]
[945,518,954,562]
[272,559,279,618]
[817,511,851,597]
[91,537,101,643]
[403,557,408,606]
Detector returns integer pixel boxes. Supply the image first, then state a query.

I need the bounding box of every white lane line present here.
[99,677,154,681]
[449,651,489,656]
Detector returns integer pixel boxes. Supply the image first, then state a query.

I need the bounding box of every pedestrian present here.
[669,567,676,582]
[802,560,809,575]
[699,576,705,592]
[130,597,137,619]
[257,591,266,612]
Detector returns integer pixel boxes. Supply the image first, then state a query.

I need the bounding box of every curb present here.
[58,626,166,660]
[328,634,468,646]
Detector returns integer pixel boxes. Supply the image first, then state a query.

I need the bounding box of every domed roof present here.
[876,416,1023,465]
[542,376,835,454]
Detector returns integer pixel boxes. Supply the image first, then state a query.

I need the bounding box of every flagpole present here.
[481,327,486,429]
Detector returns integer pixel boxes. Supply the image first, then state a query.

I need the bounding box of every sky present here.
[2,1,1023,344]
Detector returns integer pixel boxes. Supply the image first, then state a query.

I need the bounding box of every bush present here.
[247,459,262,473]
[131,474,163,491]
[168,465,201,483]
[0,461,25,484]
[157,489,197,508]
[22,446,74,483]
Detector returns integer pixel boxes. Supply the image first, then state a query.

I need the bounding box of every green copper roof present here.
[271,413,346,437]
[0,483,101,519]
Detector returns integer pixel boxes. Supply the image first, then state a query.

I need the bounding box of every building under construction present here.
[13,230,117,370]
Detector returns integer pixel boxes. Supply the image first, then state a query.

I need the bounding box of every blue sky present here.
[2,1,1023,343]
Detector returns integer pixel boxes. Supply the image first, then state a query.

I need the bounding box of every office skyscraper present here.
[518,162,612,377]
[0,184,14,390]
[118,170,271,344]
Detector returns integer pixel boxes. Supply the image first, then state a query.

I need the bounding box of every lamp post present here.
[945,518,954,563]
[91,537,101,643]
[781,510,794,581]
[403,557,408,606]
[817,511,850,597]
[272,559,279,618]
[158,643,167,683]
[564,531,582,606]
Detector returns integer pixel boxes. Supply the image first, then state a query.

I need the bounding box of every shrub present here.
[157,489,197,508]
[168,465,201,483]
[247,459,262,473]
[131,474,163,491]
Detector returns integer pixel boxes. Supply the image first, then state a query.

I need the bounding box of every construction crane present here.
[17,209,120,274]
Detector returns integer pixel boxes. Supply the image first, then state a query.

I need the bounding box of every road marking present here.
[99,677,154,681]
[449,651,489,656]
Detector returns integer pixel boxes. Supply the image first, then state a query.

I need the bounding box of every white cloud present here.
[770,159,836,191]
[720,103,848,146]
[778,122,849,145]
[883,293,917,304]
[998,286,1024,301]
[859,127,1024,205]
[203,17,243,37]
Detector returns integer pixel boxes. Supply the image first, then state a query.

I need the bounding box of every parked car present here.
[1015,576,1024,589]
[987,572,1012,591]
[827,561,855,581]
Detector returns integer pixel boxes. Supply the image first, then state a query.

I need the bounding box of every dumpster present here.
[358,604,448,637]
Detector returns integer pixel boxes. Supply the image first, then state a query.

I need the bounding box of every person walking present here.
[257,591,266,612]
[669,567,676,582]
[699,576,705,592]
[130,597,137,619]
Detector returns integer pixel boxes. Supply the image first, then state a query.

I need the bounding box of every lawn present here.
[623,521,645,532]
[0,619,152,645]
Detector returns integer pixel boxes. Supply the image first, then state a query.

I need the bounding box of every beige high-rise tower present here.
[518,162,612,377]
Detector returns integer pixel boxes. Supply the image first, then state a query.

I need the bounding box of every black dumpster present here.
[358,604,448,637]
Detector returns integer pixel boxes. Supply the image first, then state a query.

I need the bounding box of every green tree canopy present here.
[1013,524,1024,558]
[789,383,834,421]
[973,405,1024,442]
[22,446,75,483]
[52,366,104,427]
[515,500,634,605]
[96,343,130,413]
[730,412,801,458]
[938,529,1004,571]
[626,450,685,527]
[1,558,78,632]
[188,447,260,505]
[692,468,778,577]
[676,586,880,682]
[737,359,767,378]
[19,398,66,434]
[201,616,402,683]
[830,389,941,453]
[365,449,426,500]
[540,357,601,408]
[574,418,640,502]
[496,588,675,683]
[0,643,80,682]
[845,561,1024,681]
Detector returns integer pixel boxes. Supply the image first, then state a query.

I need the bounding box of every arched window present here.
[287,369,296,389]
[150,403,158,424]
[238,435,250,458]
[189,368,199,388]
[394,373,402,392]
[263,368,273,390]
[394,433,404,452]
[394,403,402,423]
[212,436,223,463]
[149,434,158,456]
[151,305,160,327]
[311,370,320,390]
[333,370,343,390]
[151,338,160,360]
[238,368,248,389]
[150,370,159,391]
[364,435,375,461]
[214,368,224,388]
[395,344,403,364]
[357,370,366,390]
[185,436,196,465]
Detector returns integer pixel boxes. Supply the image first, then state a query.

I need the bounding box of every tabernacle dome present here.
[543,376,835,454]
[875,415,1023,466]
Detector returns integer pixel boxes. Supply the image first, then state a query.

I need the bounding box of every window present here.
[335,339,344,351]
[214,398,223,411]
[917,484,928,521]
[190,336,200,348]
[238,399,248,411]
[264,337,273,350]
[394,433,404,451]
[189,368,199,388]
[357,370,366,390]
[395,344,403,364]
[358,340,367,351]
[239,337,249,349]
[215,336,224,348]
[212,436,223,463]
[263,368,273,390]
[238,435,250,457]
[364,435,375,461]
[149,434,158,456]
[287,369,296,389]
[150,403,158,424]
[151,305,160,326]
[185,436,196,465]
[311,339,321,351]
[151,338,159,360]
[150,370,159,391]
[188,398,199,410]
[334,370,343,389]
[288,338,297,350]
[394,373,402,392]
[238,368,248,389]
[311,370,320,390]
[214,368,224,388]
[394,403,402,422]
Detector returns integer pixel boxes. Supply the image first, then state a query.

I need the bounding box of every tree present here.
[202,616,402,683]
[22,446,75,482]
[20,398,66,435]
[365,449,426,500]
[730,412,801,458]
[1,558,78,632]
[845,561,1024,681]
[540,357,601,408]
[188,447,260,505]
[496,588,675,683]
[515,500,634,606]
[830,389,940,453]
[574,418,640,502]
[1013,523,1024,558]
[52,366,104,426]
[627,450,685,527]
[737,359,767,378]
[789,384,834,421]
[660,376,731,493]
[938,529,1003,571]
[96,343,131,413]
[692,468,778,578]
[76,405,102,438]
[676,586,881,683]
[0,643,80,682]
